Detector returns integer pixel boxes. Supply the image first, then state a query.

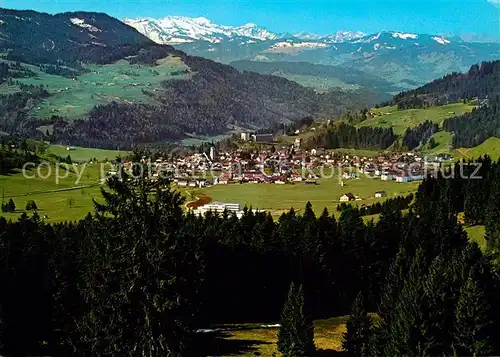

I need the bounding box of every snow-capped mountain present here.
[294,30,365,42]
[123,16,279,44]
[120,16,500,92]
[124,16,367,45]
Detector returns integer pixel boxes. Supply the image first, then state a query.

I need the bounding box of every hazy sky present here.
[3,0,500,36]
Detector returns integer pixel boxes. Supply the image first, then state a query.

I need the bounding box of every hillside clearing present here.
[199,316,347,356]
[359,103,474,135]
[0,57,191,119]
[48,145,130,162]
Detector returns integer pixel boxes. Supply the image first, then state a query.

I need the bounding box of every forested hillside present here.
[384,60,500,148]
[392,60,500,109]
[0,9,155,65]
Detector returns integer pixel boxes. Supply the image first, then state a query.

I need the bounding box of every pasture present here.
[199,316,347,356]
[0,56,191,119]
[465,225,486,250]
[359,103,474,135]
[48,145,130,162]
[454,137,500,161]
[201,170,420,216]
[0,163,105,222]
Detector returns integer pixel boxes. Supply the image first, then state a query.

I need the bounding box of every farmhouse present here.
[375,191,387,198]
[340,193,356,202]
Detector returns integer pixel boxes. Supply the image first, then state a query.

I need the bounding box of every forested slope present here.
[385,60,500,148]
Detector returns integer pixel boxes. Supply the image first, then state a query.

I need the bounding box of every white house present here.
[381,174,393,181]
[340,193,356,202]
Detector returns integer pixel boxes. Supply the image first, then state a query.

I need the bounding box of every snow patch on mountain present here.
[267,41,329,52]
[432,36,451,45]
[124,16,279,44]
[70,18,101,32]
[392,32,418,40]
[321,30,366,43]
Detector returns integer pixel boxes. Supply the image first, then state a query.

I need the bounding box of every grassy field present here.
[359,103,474,135]
[200,316,347,356]
[48,145,130,162]
[453,137,500,161]
[0,57,191,119]
[422,133,500,161]
[201,170,419,216]
[421,131,454,156]
[0,163,105,222]
[465,225,486,250]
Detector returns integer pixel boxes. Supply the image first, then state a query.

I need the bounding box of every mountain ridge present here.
[124,16,367,45]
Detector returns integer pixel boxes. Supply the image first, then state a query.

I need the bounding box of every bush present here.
[25,200,38,211]
[1,198,16,212]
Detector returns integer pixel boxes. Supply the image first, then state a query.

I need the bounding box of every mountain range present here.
[123,16,366,44]
[125,16,500,92]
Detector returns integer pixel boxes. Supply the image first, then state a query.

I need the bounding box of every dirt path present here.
[185,193,212,210]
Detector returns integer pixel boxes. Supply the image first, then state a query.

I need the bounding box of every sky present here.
[3,0,500,37]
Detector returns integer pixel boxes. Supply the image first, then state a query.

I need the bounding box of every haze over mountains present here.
[125,16,500,92]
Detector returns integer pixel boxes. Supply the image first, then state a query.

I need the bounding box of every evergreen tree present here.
[343,292,372,356]
[77,174,204,356]
[277,282,316,357]
[454,273,493,356]
[2,198,16,212]
[25,200,38,211]
[383,250,426,357]
[485,169,500,254]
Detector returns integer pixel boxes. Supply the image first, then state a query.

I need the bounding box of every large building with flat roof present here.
[194,202,243,218]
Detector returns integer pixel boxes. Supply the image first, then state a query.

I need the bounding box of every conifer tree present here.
[454,273,493,356]
[383,250,426,357]
[485,172,500,254]
[78,174,204,356]
[277,282,316,357]
[343,292,373,356]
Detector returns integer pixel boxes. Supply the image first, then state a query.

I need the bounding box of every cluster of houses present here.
[115,145,448,188]
[110,146,454,217]
[339,191,387,202]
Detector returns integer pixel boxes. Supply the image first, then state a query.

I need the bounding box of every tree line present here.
[304,121,397,150]
[336,193,414,216]
[402,120,439,150]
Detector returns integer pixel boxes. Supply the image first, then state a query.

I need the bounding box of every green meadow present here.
[48,145,130,162]
[200,170,420,216]
[0,57,191,119]
[359,103,474,135]
[0,163,106,222]
[209,316,348,356]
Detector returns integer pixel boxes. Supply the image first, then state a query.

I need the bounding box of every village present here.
[114,136,453,215]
